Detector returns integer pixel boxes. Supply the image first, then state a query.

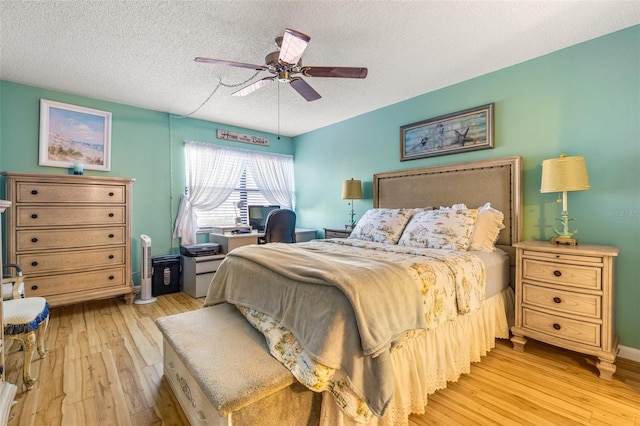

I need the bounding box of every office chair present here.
[260,209,297,244]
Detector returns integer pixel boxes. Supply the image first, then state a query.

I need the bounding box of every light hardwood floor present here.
[4,293,639,425]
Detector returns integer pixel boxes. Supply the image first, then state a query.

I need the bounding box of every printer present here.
[180,243,222,257]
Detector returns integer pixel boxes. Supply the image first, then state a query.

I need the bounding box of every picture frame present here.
[400,103,494,161]
[39,99,112,171]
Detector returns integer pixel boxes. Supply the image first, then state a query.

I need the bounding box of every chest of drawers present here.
[510,240,620,379]
[2,173,134,307]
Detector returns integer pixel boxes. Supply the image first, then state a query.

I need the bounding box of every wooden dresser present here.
[0,200,17,425]
[2,173,134,307]
[511,240,620,379]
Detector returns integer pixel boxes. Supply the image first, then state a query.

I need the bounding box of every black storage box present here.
[152,255,181,296]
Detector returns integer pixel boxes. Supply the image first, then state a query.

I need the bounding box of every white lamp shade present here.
[540,155,590,193]
[342,179,362,200]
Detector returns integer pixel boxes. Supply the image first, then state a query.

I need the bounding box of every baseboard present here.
[619,345,640,363]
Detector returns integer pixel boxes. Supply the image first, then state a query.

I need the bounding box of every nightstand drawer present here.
[522,308,601,347]
[523,283,601,319]
[324,228,352,239]
[522,259,601,290]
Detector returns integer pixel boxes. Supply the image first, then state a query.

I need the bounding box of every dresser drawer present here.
[522,249,603,265]
[16,227,125,251]
[16,182,126,204]
[523,283,601,319]
[24,267,126,297]
[16,206,126,227]
[522,308,600,347]
[17,247,125,275]
[522,258,601,290]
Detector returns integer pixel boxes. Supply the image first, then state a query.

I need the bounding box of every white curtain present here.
[247,152,295,208]
[173,142,246,245]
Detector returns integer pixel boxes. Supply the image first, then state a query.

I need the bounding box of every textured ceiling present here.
[1,1,638,137]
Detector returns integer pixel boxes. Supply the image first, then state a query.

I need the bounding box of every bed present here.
[164,155,522,425]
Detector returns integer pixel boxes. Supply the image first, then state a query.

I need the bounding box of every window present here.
[174,142,294,243]
[195,167,273,228]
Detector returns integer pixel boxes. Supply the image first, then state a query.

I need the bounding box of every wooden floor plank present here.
[3,293,638,425]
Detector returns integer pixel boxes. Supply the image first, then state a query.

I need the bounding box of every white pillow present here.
[348,208,415,244]
[398,208,478,250]
[468,202,505,252]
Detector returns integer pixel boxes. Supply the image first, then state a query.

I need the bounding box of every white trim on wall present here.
[619,345,640,363]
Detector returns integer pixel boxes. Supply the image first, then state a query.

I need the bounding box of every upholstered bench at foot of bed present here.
[156,302,321,425]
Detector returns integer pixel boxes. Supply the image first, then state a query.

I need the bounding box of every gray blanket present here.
[203,242,427,417]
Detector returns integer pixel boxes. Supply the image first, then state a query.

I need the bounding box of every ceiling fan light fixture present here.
[278,28,310,65]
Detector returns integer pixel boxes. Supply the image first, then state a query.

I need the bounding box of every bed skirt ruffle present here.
[320,286,515,426]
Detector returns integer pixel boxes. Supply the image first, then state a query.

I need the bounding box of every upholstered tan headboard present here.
[373,156,522,274]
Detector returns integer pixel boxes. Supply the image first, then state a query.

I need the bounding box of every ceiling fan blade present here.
[289,77,321,102]
[278,28,310,65]
[231,77,275,97]
[195,57,267,71]
[302,66,368,79]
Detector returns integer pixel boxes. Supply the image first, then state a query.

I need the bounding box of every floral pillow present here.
[348,208,415,244]
[398,208,478,250]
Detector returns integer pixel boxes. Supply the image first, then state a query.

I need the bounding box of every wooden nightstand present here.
[324,227,352,239]
[511,240,620,379]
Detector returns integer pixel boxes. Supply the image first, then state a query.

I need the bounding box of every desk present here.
[210,228,317,253]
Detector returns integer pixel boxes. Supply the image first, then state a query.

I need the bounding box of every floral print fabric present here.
[237,239,486,422]
[347,208,415,244]
[398,208,478,250]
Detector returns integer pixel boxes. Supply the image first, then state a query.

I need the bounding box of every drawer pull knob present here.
[108,275,115,280]
[109,192,114,196]
[31,237,38,243]
[553,270,562,277]
[31,285,38,291]
[109,254,115,259]
[108,234,114,238]
[31,261,38,267]
[553,297,562,304]
[30,189,38,195]
[553,323,562,330]
[31,213,38,219]
[108,213,114,217]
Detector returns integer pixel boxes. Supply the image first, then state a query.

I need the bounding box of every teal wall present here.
[0,81,293,285]
[0,26,638,349]
[294,26,640,349]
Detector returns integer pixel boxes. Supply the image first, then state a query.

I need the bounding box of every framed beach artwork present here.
[39,99,112,171]
[400,103,494,161]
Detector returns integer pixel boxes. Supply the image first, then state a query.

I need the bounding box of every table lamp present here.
[540,154,590,245]
[341,178,362,229]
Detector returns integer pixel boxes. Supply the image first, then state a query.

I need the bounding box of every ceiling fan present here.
[195,28,368,102]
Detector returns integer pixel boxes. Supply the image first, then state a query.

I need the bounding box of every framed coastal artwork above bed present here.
[400,103,494,161]
[38,99,112,171]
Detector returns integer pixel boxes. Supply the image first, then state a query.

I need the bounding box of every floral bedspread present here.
[237,239,486,422]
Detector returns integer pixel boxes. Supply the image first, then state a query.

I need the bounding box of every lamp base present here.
[551,236,578,246]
